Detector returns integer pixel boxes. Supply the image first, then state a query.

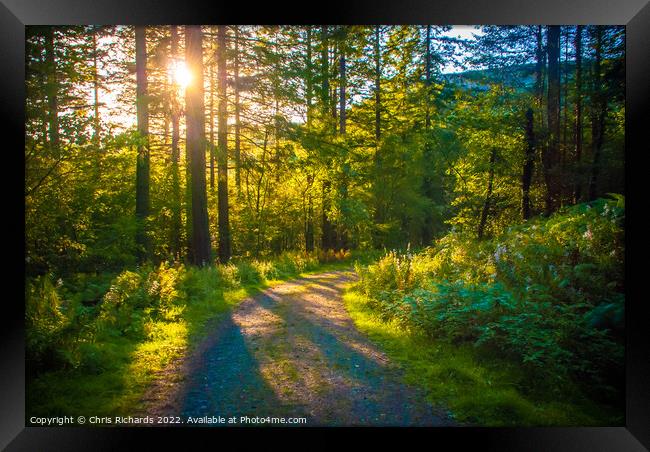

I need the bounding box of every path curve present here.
[146,270,454,426]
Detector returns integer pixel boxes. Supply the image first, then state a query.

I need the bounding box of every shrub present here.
[25,275,70,372]
[357,197,624,392]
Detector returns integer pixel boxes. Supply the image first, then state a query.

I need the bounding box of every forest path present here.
[147,270,454,426]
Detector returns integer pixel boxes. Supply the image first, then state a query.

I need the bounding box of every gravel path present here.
[147,270,454,427]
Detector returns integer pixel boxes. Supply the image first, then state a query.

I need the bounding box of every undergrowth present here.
[349,195,625,426]
[25,249,361,419]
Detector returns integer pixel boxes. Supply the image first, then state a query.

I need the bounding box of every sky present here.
[440,25,484,73]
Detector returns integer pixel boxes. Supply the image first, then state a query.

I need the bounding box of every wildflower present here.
[583,228,593,240]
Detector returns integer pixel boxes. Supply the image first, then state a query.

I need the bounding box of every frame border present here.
[3,0,648,448]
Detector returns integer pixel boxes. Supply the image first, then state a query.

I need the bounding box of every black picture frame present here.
[3,0,648,449]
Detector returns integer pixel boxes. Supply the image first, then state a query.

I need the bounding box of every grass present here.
[342,284,623,427]
[27,280,268,419]
[27,252,370,421]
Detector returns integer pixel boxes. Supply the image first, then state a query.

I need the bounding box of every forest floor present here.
[141,270,455,426]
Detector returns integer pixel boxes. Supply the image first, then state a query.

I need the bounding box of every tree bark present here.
[573,25,583,203]
[543,25,561,215]
[478,148,497,239]
[305,27,314,252]
[170,25,182,259]
[535,26,545,137]
[375,25,382,142]
[217,25,232,262]
[185,25,212,266]
[421,24,435,245]
[338,38,349,249]
[588,26,605,201]
[45,26,59,153]
[234,26,242,194]
[320,26,334,250]
[209,54,215,191]
[92,27,101,149]
[135,25,150,260]
[339,46,346,135]
[425,25,432,130]
[522,108,535,219]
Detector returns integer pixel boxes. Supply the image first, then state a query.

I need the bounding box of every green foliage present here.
[344,289,621,426]
[25,275,70,372]
[26,251,357,416]
[357,197,624,399]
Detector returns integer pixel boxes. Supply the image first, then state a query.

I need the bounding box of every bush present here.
[357,197,624,392]
[25,275,70,372]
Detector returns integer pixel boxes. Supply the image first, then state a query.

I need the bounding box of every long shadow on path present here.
[177,271,454,427]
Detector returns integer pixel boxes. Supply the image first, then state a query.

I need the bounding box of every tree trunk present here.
[573,25,583,203]
[522,108,535,219]
[306,27,313,126]
[305,175,315,252]
[561,27,570,205]
[320,26,334,250]
[322,180,334,250]
[320,26,329,116]
[217,25,232,262]
[588,26,605,201]
[535,26,545,141]
[421,24,435,245]
[478,148,497,239]
[372,25,384,238]
[234,26,242,194]
[425,25,432,130]
[339,47,346,135]
[185,25,212,266]
[331,39,338,134]
[209,55,215,191]
[373,26,382,142]
[338,40,348,249]
[304,28,314,252]
[92,27,101,149]
[45,26,59,153]
[543,25,561,215]
[135,25,150,261]
[170,25,182,259]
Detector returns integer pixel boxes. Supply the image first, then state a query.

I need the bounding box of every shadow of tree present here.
[178,272,453,427]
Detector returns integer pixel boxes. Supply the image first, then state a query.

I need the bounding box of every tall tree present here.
[421,24,436,245]
[44,26,60,153]
[217,25,232,262]
[588,26,605,201]
[209,51,216,191]
[339,40,346,135]
[185,25,212,266]
[91,26,101,148]
[135,25,150,260]
[234,26,242,194]
[478,147,497,239]
[304,27,315,252]
[372,25,384,237]
[320,25,335,250]
[543,25,561,215]
[522,108,535,219]
[169,25,182,259]
[573,25,583,203]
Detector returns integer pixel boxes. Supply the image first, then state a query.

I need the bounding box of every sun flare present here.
[170,60,191,90]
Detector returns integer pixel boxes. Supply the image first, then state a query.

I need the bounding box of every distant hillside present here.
[442,61,579,93]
